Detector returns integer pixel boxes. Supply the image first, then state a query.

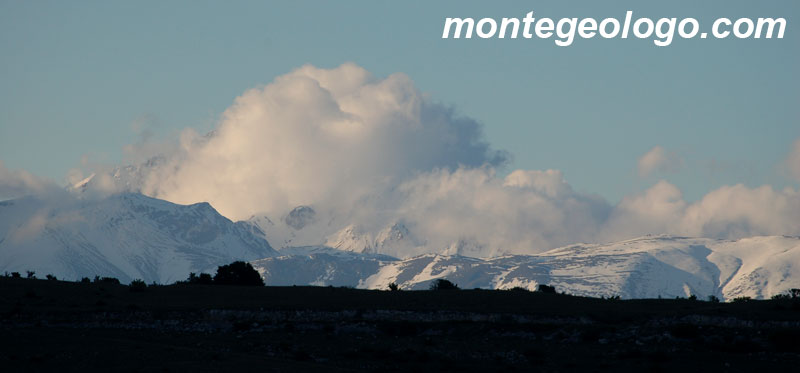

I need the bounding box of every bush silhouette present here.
[46,274,57,281]
[708,295,720,303]
[26,270,35,279]
[80,277,91,284]
[771,289,800,300]
[508,286,529,292]
[129,279,147,292]
[187,272,214,285]
[94,277,120,285]
[537,284,556,294]
[11,272,21,278]
[388,282,400,291]
[213,261,264,286]
[429,279,459,290]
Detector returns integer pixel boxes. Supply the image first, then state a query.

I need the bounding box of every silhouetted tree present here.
[94,277,120,285]
[771,289,800,300]
[213,261,264,286]
[188,272,214,285]
[708,295,720,303]
[26,270,35,279]
[46,274,57,281]
[388,282,400,291]
[11,272,21,278]
[537,284,556,294]
[129,279,147,292]
[429,279,459,290]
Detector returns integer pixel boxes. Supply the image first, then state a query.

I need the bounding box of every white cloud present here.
[66,64,800,257]
[679,184,800,239]
[602,180,687,240]
[637,146,682,177]
[135,63,506,221]
[0,160,50,200]
[388,167,610,256]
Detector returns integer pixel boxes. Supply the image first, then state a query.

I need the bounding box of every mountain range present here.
[1,191,799,300]
[0,193,276,283]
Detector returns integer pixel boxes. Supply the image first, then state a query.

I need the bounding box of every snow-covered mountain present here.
[251,246,396,287]
[251,235,800,300]
[0,193,277,283]
[325,222,424,256]
[70,156,166,194]
[4,186,799,300]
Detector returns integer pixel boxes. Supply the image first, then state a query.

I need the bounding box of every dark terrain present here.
[2,277,800,372]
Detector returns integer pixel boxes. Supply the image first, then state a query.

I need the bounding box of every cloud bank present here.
[637,146,682,177]
[137,63,507,222]
[0,161,52,200]
[65,63,800,256]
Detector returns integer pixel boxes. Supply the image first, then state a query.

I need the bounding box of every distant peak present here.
[285,205,316,230]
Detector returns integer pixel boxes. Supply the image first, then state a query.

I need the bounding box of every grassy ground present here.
[2,277,800,371]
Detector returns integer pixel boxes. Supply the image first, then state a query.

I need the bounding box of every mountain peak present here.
[0,192,277,284]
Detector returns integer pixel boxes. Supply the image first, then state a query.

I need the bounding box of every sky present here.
[2,1,798,203]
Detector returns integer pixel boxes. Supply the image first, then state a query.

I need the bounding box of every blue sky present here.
[1,0,798,203]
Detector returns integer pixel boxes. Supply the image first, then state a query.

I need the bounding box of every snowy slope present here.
[251,235,800,300]
[325,222,424,256]
[4,185,798,301]
[0,193,277,283]
[251,246,397,287]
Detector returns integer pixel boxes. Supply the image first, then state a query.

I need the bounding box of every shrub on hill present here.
[429,279,459,290]
[94,276,120,285]
[187,272,214,285]
[129,279,147,292]
[388,282,400,291]
[537,284,556,294]
[213,261,264,286]
[508,287,530,292]
[11,272,21,278]
[771,289,800,300]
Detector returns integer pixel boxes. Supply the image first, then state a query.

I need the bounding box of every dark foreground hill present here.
[2,277,800,372]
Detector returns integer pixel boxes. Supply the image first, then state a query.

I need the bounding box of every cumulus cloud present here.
[382,167,610,256]
[136,63,506,221]
[63,63,800,257]
[602,181,800,242]
[0,161,51,200]
[679,184,800,238]
[637,146,682,177]
[787,138,800,182]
